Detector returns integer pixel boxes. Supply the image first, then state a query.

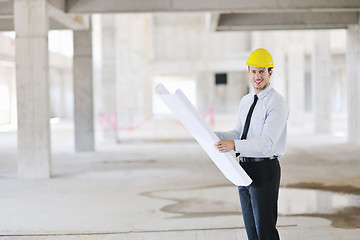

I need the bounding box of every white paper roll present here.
[155,83,252,186]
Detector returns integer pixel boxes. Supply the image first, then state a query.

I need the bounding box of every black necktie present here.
[236,94,258,157]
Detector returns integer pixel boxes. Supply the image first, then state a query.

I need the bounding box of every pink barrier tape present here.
[98,106,216,131]
[98,111,117,130]
[98,110,154,131]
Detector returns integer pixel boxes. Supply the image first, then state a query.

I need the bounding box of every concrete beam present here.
[49,18,69,30]
[0,18,13,31]
[49,3,90,30]
[0,0,65,16]
[66,0,360,13]
[217,12,360,31]
[0,0,65,12]
[48,0,90,30]
[0,1,13,17]
[49,0,66,11]
[0,0,89,31]
[0,17,79,31]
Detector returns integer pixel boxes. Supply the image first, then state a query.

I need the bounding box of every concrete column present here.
[143,14,153,118]
[101,15,118,139]
[312,31,332,134]
[49,68,62,118]
[272,47,287,99]
[62,70,74,119]
[227,72,248,113]
[115,15,136,130]
[215,77,227,114]
[14,0,51,178]
[10,66,17,127]
[115,14,149,133]
[347,25,360,145]
[196,72,215,113]
[287,44,305,126]
[73,29,95,151]
[0,66,11,124]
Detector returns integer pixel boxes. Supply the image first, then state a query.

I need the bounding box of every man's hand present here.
[214,140,235,153]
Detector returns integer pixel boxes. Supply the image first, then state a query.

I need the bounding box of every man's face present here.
[248,66,272,93]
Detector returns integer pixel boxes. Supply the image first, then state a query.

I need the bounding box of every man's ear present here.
[268,69,273,76]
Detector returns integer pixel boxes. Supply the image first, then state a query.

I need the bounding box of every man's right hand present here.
[214,140,235,153]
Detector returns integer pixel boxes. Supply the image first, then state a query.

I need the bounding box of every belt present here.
[239,156,278,163]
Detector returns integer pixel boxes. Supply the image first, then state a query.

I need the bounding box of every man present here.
[214,48,289,240]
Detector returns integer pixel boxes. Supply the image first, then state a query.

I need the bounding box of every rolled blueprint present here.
[155,83,252,186]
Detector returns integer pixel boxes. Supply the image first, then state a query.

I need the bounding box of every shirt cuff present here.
[234,139,241,153]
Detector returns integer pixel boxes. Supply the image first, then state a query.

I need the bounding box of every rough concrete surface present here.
[0,121,359,240]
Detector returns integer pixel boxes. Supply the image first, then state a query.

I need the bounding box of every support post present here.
[14,0,52,178]
[73,27,95,151]
[101,15,118,140]
[347,25,360,145]
[312,31,332,134]
[288,44,305,126]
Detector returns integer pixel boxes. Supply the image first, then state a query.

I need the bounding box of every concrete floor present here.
[0,119,360,239]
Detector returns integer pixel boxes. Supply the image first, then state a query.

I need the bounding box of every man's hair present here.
[248,66,273,72]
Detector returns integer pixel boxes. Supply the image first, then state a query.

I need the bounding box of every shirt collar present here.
[256,84,273,100]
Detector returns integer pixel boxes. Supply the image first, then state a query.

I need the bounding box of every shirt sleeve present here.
[234,98,289,156]
[215,129,240,140]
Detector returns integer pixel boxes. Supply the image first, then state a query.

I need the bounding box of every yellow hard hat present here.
[246,48,274,68]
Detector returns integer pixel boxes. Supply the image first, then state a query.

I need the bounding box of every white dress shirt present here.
[216,85,289,158]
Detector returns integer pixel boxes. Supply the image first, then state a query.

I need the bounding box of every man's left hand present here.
[214,140,235,153]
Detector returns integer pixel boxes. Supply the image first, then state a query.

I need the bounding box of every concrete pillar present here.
[197,72,215,113]
[215,77,227,114]
[287,44,305,126]
[205,72,248,115]
[73,29,95,151]
[115,15,136,130]
[62,70,74,119]
[347,25,360,145]
[143,14,154,119]
[272,47,287,99]
[10,66,17,127]
[0,66,11,124]
[115,14,149,133]
[312,31,332,134]
[14,0,51,178]
[101,15,118,139]
[227,72,248,113]
[49,68,62,118]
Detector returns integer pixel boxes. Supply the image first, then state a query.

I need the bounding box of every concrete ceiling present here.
[65,0,360,14]
[0,0,360,31]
